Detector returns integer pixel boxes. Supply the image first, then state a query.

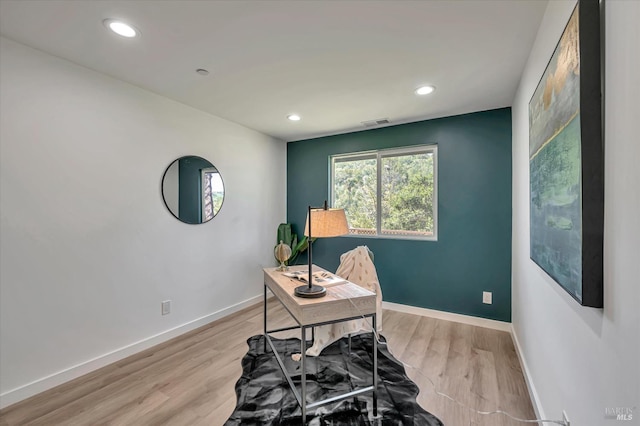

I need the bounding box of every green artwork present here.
[530,116,582,299]
[529,4,583,301]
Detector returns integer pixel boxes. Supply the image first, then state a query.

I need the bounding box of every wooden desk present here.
[263,265,378,424]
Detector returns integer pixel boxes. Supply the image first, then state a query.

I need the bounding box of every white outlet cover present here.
[482,291,492,304]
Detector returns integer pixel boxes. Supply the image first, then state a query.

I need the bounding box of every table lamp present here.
[294,200,349,298]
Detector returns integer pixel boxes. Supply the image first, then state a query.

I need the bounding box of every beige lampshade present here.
[304,208,349,238]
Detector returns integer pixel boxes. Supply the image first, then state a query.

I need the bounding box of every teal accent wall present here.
[178,156,209,224]
[287,108,512,322]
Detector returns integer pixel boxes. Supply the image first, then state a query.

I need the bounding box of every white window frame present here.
[330,144,438,241]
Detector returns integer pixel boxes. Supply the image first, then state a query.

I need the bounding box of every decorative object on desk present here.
[528,0,603,307]
[295,201,349,298]
[225,334,443,426]
[282,270,346,287]
[274,240,292,271]
[274,223,312,267]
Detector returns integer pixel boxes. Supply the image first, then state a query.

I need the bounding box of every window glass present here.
[202,169,224,221]
[381,152,435,236]
[331,145,437,240]
[333,156,377,235]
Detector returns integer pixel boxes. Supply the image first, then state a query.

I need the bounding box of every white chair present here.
[304,245,383,357]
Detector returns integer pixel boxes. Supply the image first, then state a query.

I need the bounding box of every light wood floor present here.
[0,303,535,425]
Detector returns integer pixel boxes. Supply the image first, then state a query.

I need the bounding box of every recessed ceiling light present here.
[196,68,210,76]
[103,19,139,38]
[415,85,436,95]
[287,114,301,121]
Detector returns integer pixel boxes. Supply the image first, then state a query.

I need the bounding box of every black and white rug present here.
[225,334,443,425]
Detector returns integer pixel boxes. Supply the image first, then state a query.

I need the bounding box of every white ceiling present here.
[0,0,547,142]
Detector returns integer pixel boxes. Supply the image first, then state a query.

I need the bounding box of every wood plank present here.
[0,305,536,426]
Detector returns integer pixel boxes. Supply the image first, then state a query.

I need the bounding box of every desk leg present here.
[372,314,378,418]
[263,284,267,353]
[301,326,307,424]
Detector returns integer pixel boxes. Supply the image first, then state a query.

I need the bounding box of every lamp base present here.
[294,284,327,298]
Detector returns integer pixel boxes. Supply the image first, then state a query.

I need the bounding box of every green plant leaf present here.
[276,223,293,246]
[273,223,315,266]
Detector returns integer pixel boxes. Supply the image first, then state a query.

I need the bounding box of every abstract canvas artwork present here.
[529,0,603,307]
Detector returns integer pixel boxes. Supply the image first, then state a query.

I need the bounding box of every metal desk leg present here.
[263,284,267,352]
[301,326,307,424]
[372,314,378,418]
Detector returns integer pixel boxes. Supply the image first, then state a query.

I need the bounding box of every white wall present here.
[512,1,639,425]
[0,37,286,407]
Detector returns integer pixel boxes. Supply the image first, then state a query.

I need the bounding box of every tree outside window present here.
[331,145,437,240]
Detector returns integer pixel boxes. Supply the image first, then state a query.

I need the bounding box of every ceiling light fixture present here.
[103,19,139,38]
[415,85,436,95]
[287,114,301,121]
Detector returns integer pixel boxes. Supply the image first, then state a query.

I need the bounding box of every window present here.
[331,145,437,240]
[201,168,224,221]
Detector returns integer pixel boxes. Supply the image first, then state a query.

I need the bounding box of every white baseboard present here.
[510,324,545,423]
[382,301,512,332]
[0,294,262,410]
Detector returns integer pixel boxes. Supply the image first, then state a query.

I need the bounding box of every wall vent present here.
[361,118,391,127]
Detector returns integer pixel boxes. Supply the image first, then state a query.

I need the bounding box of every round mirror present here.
[161,156,225,224]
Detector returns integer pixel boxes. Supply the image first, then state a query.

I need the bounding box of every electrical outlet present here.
[482,291,492,304]
[161,300,171,315]
[562,410,570,426]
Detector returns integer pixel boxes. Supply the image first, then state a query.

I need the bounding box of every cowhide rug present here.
[225,334,443,425]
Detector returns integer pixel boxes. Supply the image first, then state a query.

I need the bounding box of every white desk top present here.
[264,264,376,326]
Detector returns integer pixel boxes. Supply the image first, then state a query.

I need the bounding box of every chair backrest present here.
[336,245,382,296]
